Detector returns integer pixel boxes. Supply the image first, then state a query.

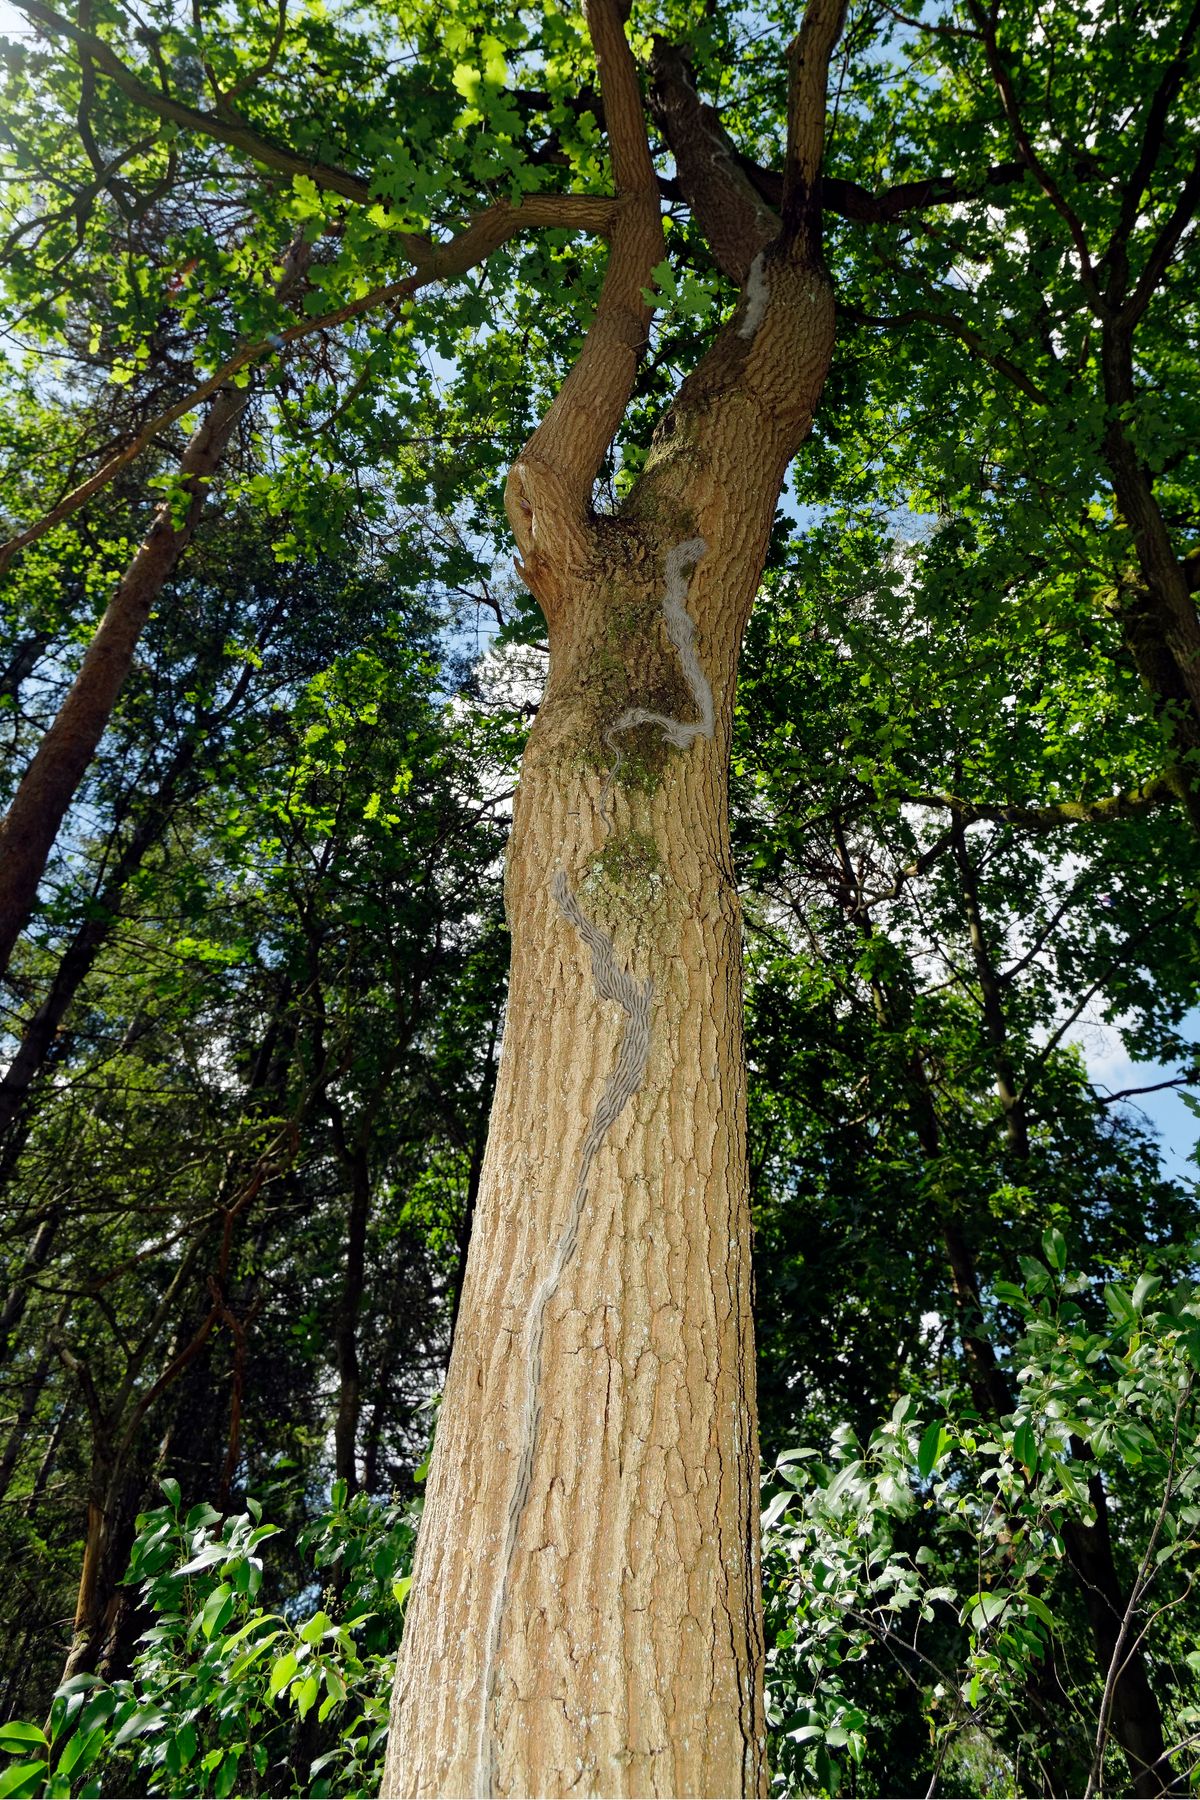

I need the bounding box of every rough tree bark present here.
[381,1,843,1793]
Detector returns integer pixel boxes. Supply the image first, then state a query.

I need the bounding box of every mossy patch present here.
[583,830,664,907]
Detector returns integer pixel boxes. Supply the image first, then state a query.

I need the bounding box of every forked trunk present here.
[382,3,843,1786]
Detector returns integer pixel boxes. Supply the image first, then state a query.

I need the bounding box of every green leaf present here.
[54,1676,103,1698]
[295,1673,320,1720]
[1132,1271,1162,1313]
[214,1749,241,1797]
[1013,1420,1037,1471]
[1105,1284,1137,1328]
[201,1581,236,1639]
[268,1650,298,1699]
[761,1490,793,1532]
[177,1543,229,1576]
[1041,1227,1067,1271]
[56,1726,106,1781]
[968,1590,1012,1631]
[0,1763,47,1799]
[916,1419,950,1479]
[111,1705,165,1750]
[0,1726,46,1754]
[1026,1594,1056,1630]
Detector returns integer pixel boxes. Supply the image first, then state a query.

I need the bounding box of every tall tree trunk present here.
[386,610,764,1795]
[382,1,844,1786]
[948,812,1029,1157]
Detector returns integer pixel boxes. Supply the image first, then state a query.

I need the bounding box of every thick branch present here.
[902,776,1179,830]
[743,150,1028,228]
[782,0,849,250]
[649,41,777,282]
[505,0,663,608]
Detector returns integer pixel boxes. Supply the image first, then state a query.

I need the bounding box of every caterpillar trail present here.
[479,535,709,1792]
[479,880,652,1794]
[598,536,712,823]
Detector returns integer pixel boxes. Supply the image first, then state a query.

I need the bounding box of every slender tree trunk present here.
[0,1302,68,1503]
[949,813,1029,1157]
[0,1210,58,1363]
[0,741,200,1140]
[333,1140,370,1496]
[0,387,248,979]
[0,237,307,980]
[0,627,267,1142]
[25,1392,72,1514]
[0,633,52,706]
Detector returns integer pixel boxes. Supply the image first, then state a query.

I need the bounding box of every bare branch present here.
[1097,1072,1196,1105]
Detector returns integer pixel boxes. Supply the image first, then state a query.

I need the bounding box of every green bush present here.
[0,1479,417,1799]
[761,1246,1200,1797]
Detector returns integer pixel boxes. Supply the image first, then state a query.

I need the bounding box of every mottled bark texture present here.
[381,1,844,1793]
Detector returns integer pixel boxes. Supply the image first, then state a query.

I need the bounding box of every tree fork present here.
[382,0,845,1784]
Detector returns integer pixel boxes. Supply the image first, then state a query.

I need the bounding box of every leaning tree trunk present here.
[380,1,844,1785]
[0,235,307,982]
